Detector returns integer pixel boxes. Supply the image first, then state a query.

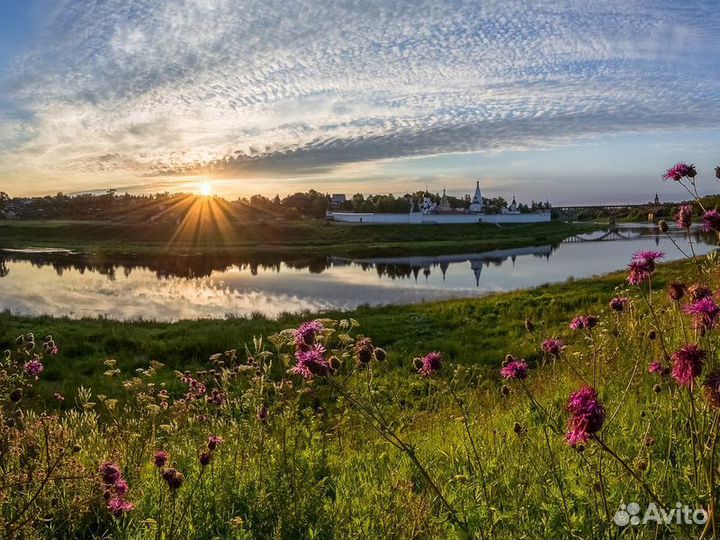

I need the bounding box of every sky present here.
[0,0,719,205]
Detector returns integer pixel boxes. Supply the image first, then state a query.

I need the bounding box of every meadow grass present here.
[2,252,720,539]
[0,219,596,257]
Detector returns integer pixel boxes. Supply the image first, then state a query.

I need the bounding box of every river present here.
[0,224,714,321]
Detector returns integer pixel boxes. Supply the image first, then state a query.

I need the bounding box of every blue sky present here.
[0,0,719,204]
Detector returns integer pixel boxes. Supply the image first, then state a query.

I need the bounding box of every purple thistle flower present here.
[671,344,706,387]
[689,284,713,301]
[565,386,605,446]
[648,361,665,375]
[114,479,129,496]
[417,351,443,377]
[154,451,169,468]
[24,359,44,379]
[291,343,330,379]
[107,497,134,517]
[702,210,720,233]
[663,162,693,181]
[293,320,324,351]
[207,435,224,451]
[609,297,629,312]
[703,369,720,409]
[541,339,564,358]
[99,462,122,486]
[668,281,686,301]
[570,315,598,330]
[676,205,693,229]
[501,359,529,380]
[199,451,212,467]
[684,296,720,332]
[627,251,664,286]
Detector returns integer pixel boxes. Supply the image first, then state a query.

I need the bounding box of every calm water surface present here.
[0,225,713,321]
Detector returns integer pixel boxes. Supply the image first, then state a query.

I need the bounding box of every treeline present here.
[0,189,547,222]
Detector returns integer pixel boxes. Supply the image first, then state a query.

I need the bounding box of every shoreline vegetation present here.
[0,219,597,258]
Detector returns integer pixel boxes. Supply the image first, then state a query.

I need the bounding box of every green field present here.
[0,218,596,257]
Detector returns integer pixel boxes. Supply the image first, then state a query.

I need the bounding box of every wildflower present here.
[291,343,330,379]
[500,384,510,397]
[500,359,529,380]
[162,468,184,490]
[114,479,129,496]
[570,315,598,330]
[257,405,269,423]
[689,284,713,301]
[154,451,169,468]
[355,338,375,364]
[627,251,664,286]
[208,435,223,451]
[293,320,324,351]
[180,375,206,400]
[658,220,669,233]
[702,210,720,233]
[207,388,227,406]
[565,386,605,446]
[107,497,134,517]
[328,356,341,371]
[541,339,564,358]
[668,281,686,301]
[647,361,665,375]
[9,388,22,403]
[703,369,720,408]
[99,462,122,486]
[417,351,443,377]
[676,205,693,229]
[684,296,720,332]
[24,359,44,379]
[663,162,693,181]
[199,451,212,467]
[374,347,387,362]
[671,344,706,387]
[609,297,629,312]
[52,392,64,401]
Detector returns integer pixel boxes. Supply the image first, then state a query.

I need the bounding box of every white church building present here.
[326,181,551,224]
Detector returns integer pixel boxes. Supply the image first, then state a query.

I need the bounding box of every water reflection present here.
[0,225,714,321]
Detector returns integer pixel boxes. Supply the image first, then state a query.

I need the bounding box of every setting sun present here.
[198,183,213,196]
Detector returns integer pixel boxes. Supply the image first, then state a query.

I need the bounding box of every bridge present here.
[561,228,644,243]
[554,197,679,225]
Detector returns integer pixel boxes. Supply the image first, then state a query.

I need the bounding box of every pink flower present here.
[648,361,665,375]
[114,479,129,496]
[541,339,564,358]
[627,251,664,286]
[671,344,706,387]
[293,320,324,351]
[99,461,122,486]
[257,405,269,423]
[107,497,134,517]
[684,296,720,332]
[570,315,598,330]
[702,210,720,233]
[663,163,694,181]
[566,386,605,446]
[154,450,169,468]
[417,351,443,377]
[676,205,693,229]
[291,343,329,379]
[609,297,629,312]
[501,360,529,380]
[24,359,44,379]
[53,392,64,401]
[208,435,223,451]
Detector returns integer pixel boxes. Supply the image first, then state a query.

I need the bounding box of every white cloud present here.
[0,0,719,194]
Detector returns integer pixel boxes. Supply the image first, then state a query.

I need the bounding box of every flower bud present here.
[658,220,668,233]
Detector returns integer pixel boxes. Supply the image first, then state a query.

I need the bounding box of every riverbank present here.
[0,219,597,258]
[0,256,692,401]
